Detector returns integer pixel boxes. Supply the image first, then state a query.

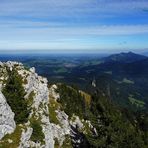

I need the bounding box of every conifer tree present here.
[2,69,30,124]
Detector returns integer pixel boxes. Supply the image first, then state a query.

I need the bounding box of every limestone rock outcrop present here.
[0,92,16,139]
[0,61,95,148]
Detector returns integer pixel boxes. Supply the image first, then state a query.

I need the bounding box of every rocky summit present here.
[0,62,95,148]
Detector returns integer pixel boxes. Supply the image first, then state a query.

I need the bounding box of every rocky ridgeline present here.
[0,61,95,148]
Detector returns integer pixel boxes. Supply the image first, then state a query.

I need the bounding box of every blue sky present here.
[0,0,148,53]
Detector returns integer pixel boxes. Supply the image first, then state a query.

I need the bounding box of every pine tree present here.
[2,69,30,124]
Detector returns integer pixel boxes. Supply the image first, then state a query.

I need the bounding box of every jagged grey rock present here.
[18,65,55,148]
[19,127,33,148]
[0,91,16,139]
[49,84,60,101]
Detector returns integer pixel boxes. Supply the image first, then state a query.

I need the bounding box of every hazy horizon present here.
[0,49,147,55]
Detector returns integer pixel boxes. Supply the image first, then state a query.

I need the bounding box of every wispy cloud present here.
[0,0,148,51]
[0,24,148,37]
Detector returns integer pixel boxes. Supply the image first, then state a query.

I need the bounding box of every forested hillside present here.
[57,84,148,148]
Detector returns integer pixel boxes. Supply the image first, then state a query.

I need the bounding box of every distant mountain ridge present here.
[103,51,147,63]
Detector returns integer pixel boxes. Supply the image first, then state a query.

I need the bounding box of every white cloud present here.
[0,24,147,39]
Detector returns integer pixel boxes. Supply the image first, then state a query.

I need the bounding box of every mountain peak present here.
[104,51,147,63]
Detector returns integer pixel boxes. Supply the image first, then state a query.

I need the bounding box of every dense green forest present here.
[57,84,86,118]
[88,93,148,148]
[57,84,148,148]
